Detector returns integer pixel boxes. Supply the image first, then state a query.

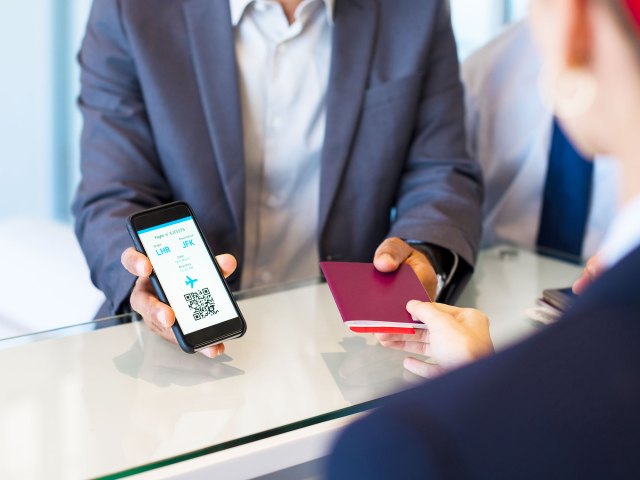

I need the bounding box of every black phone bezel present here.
[126,201,247,353]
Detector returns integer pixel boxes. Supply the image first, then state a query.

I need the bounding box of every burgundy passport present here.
[320,261,431,334]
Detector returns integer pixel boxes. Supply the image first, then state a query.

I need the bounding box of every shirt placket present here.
[255,11,305,285]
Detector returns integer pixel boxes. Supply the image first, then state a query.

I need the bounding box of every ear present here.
[565,0,593,67]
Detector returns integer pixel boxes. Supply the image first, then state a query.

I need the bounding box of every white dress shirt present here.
[462,20,619,260]
[230,0,334,290]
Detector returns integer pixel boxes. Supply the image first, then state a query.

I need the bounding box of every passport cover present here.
[320,261,431,334]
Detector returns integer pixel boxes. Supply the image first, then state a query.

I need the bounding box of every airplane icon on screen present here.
[185,276,198,288]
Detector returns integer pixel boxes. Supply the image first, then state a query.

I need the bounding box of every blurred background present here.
[0,0,528,336]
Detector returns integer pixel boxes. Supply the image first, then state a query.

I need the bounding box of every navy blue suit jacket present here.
[73,0,482,316]
[328,245,640,479]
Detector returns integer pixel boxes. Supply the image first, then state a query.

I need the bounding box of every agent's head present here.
[530,0,640,200]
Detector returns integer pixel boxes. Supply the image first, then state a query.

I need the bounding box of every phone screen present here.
[137,216,238,335]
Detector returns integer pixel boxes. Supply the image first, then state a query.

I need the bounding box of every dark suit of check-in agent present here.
[73,0,483,318]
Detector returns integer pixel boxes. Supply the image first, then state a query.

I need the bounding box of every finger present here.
[408,300,478,321]
[200,343,226,358]
[573,265,596,294]
[151,321,180,345]
[572,272,591,294]
[403,357,445,378]
[373,237,412,272]
[374,330,429,344]
[571,254,605,294]
[143,313,178,342]
[405,249,438,300]
[377,339,432,357]
[428,302,468,315]
[420,302,489,332]
[121,247,153,277]
[215,254,238,279]
[130,277,175,330]
[406,300,455,327]
[586,254,604,277]
[572,255,604,294]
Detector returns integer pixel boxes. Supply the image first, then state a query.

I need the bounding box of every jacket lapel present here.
[319,0,378,235]
[183,0,245,234]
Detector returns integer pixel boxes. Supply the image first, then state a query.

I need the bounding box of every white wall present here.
[0,2,55,219]
[451,0,528,59]
[0,2,102,337]
[0,0,91,221]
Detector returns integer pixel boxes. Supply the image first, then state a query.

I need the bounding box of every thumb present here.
[373,237,412,272]
[406,300,451,329]
[215,254,238,279]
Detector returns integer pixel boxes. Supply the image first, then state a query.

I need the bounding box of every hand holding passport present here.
[320,261,432,334]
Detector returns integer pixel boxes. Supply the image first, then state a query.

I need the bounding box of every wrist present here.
[405,241,458,300]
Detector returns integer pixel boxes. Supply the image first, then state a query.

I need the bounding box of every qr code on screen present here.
[184,288,219,321]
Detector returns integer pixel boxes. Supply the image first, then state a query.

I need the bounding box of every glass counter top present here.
[0,246,583,479]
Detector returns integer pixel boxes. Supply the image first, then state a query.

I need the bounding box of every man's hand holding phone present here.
[126,202,247,354]
[121,247,237,358]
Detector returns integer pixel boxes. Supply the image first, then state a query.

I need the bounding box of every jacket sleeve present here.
[72,0,172,315]
[388,0,483,270]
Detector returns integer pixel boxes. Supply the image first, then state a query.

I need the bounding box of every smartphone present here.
[127,201,247,353]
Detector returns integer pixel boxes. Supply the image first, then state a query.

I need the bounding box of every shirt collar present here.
[229,0,335,27]
[229,0,253,26]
